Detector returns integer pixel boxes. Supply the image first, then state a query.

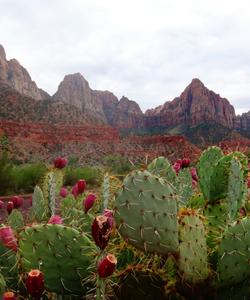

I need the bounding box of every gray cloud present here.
[0,0,250,113]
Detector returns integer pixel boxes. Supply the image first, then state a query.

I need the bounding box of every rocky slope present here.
[0,44,49,100]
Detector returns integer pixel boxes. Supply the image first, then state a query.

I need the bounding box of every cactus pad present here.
[217,217,250,286]
[147,156,176,182]
[114,170,179,254]
[19,224,96,294]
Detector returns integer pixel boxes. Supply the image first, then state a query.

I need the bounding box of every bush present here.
[63,166,99,187]
[104,154,133,175]
[11,163,47,194]
[0,152,13,195]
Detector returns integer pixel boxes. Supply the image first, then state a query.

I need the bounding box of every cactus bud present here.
[71,184,79,198]
[11,196,23,208]
[92,215,112,250]
[98,254,117,278]
[60,187,68,198]
[0,227,17,252]
[54,157,67,169]
[6,201,14,215]
[84,194,96,214]
[3,292,16,300]
[77,179,86,194]
[26,269,45,299]
[173,162,181,174]
[181,158,190,168]
[190,167,198,182]
[48,215,63,224]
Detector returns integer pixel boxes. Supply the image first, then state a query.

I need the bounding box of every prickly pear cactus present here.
[102,172,110,209]
[197,146,223,201]
[178,209,208,283]
[114,170,179,254]
[42,171,56,217]
[19,224,97,294]
[147,156,176,182]
[217,217,250,286]
[176,168,193,207]
[7,209,24,231]
[30,185,46,221]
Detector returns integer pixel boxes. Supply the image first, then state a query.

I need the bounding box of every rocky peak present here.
[145,78,236,129]
[0,44,49,100]
[118,96,143,115]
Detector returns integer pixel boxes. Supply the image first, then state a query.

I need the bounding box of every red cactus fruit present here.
[54,157,67,169]
[92,215,112,250]
[0,227,18,252]
[0,200,4,209]
[98,254,117,278]
[60,187,68,198]
[173,162,181,174]
[181,158,190,168]
[84,194,96,214]
[26,269,45,299]
[77,179,86,194]
[3,292,17,300]
[11,196,23,208]
[71,184,79,198]
[48,215,63,224]
[103,209,115,228]
[6,201,14,215]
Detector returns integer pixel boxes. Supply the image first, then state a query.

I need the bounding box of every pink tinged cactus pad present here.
[84,194,96,213]
[26,269,45,299]
[0,226,18,252]
[48,215,63,224]
[92,215,112,250]
[98,254,117,278]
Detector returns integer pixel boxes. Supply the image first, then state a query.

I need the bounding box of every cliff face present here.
[0,45,49,100]
[145,79,236,129]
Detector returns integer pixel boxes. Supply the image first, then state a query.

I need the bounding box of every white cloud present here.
[0,0,250,112]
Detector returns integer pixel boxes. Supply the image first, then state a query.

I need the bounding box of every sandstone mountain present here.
[0,44,49,100]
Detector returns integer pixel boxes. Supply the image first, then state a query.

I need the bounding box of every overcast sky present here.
[0,0,250,114]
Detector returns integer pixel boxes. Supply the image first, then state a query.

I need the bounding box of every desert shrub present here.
[104,154,133,175]
[0,152,13,194]
[63,166,99,187]
[11,163,47,194]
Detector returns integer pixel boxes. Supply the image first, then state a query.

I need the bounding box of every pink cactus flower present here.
[77,179,86,194]
[0,226,18,252]
[54,157,67,169]
[84,194,96,214]
[48,215,63,224]
[98,254,117,278]
[60,187,68,198]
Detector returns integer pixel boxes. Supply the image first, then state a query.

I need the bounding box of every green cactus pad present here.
[217,217,250,286]
[176,168,193,207]
[114,170,179,254]
[178,210,208,283]
[187,193,205,209]
[204,201,228,249]
[30,185,47,222]
[7,209,24,231]
[147,156,176,182]
[19,224,96,294]
[197,146,223,201]
[41,171,56,217]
